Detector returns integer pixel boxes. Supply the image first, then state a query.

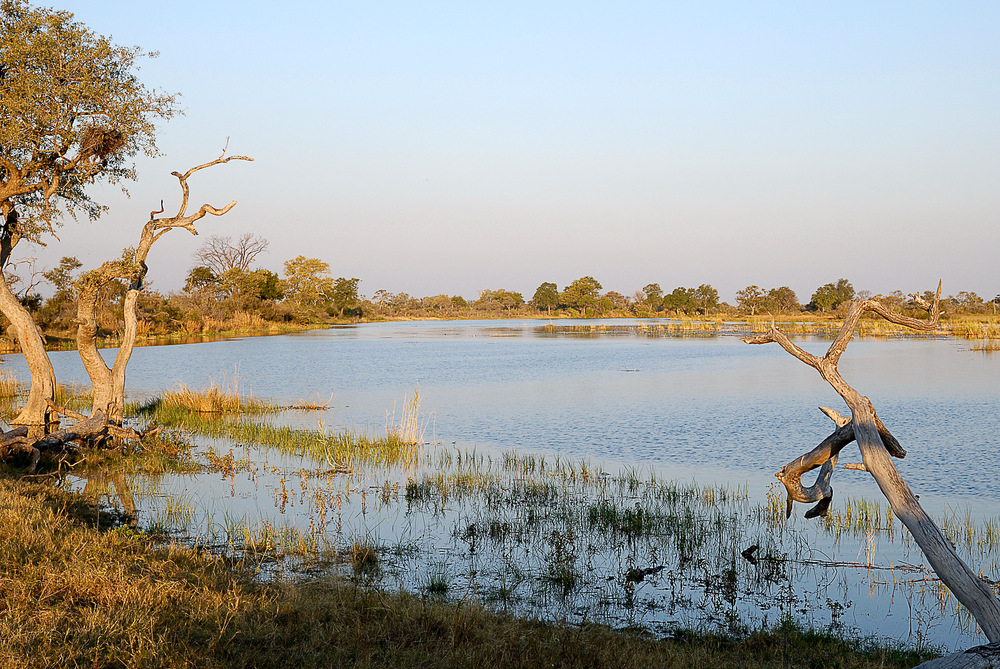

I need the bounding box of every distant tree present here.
[560,276,602,312]
[254,270,281,301]
[642,283,664,311]
[766,286,800,313]
[735,285,766,316]
[603,291,630,311]
[450,295,468,309]
[662,286,695,314]
[331,277,361,316]
[282,256,334,309]
[691,284,719,314]
[475,289,524,312]
[194,233,269,276]
[184,266,219,295]
[532,282,559,313]
[808,279,854,312]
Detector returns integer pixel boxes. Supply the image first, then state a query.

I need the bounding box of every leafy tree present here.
[735,285,766,316]
[184,266,219,295]
[560,276,602,312]
[808,279,854,312]
[282,256,334,310]
[256,270,283,301]
[475,289,524,312]
[662,286,694,314]
[691,284,719,314]
[641,283,663,311]
[0,0,178,428]
[766,286,800,313]
[450,295,468,309]
[331,277,361,316]
[532,282,559,312]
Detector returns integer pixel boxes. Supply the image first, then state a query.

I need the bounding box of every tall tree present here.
[560,276,602,312]
[282,256,334,311]
[735,285,766,316]
[808,278,854,312]
[0,0,177,429]
[532,282,559,313]
[641,283,663,311]
[691,284,719,314]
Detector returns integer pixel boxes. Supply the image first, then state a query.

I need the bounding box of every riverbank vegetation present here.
[6,248,1000,352]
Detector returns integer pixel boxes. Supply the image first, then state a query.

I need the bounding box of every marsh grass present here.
[160,380,278,414]
[0,475,937,668]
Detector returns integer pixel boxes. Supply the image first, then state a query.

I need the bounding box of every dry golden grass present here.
[160,380,276,415]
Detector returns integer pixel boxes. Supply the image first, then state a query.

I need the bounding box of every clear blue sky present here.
[33,1,1000,303]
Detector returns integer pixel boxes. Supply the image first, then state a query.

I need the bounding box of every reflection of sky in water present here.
[9,319,999,516]
[28,319,1000,651]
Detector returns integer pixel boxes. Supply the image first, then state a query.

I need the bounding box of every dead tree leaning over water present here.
[743,283,1000,645]
[75,152,252,425]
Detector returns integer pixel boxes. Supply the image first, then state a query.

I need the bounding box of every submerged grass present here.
[0,475,936,668]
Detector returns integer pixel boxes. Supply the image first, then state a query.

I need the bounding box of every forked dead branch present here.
[743,282,1000,645]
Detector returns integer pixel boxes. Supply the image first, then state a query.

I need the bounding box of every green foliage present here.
[663,286,695,313]
[532,282,559,311]
[282,256,334,311]
[184,266,218,294]
[331,277,361,316]
[475,289,524,312]
[809,278,855,312]
[0,0,178,236]
[735,285,766,315]
[766,286,800,312]
[691,284,719,313]
[560,276,602,311]
[641,283,663,310]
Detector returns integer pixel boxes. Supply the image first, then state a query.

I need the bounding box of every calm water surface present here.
[7,319,998,515]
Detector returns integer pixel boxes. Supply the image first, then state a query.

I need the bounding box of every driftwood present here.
[0,405,143,471]
[744,282,1000,644]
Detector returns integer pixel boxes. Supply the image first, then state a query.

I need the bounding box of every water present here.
[10,319,999,514]
[4,319,1000,650]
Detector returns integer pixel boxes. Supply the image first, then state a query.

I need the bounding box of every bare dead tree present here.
[75,152,252,425]
[743,282,1000,646]
[194,232,268,276]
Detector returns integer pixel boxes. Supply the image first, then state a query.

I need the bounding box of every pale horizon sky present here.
[25,1,1000,304]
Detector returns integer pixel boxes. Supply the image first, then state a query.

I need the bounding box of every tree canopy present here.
[0,0,178,238]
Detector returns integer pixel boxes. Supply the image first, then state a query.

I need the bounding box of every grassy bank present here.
[0,475,936,668]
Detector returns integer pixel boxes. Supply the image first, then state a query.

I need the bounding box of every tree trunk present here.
[0,277,55,432]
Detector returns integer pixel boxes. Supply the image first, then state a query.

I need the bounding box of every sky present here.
[25,1,1000,303]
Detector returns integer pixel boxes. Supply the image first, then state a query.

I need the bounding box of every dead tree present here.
[743,282,1000,644]
[75,153,251,425]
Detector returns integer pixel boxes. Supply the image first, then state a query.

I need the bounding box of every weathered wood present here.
[915,641,1000,668]
[75,152,251,425]
[744,286,1000,644]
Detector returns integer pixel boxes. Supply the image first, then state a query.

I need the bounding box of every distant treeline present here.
[12,235,1000,342]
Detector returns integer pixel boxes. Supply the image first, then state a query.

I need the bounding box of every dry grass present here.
[0,476,935,669]
[160,380,277,415]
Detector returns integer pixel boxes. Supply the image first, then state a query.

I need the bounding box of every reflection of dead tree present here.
[75,152,251,425]
[744,283,1000,645]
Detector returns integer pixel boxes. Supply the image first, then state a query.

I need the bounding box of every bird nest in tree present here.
[77,125,125,159]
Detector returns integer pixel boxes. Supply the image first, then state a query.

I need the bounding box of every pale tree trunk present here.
[744,283,1000,646]
[75,153,250,424]
[0,205,56,432]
